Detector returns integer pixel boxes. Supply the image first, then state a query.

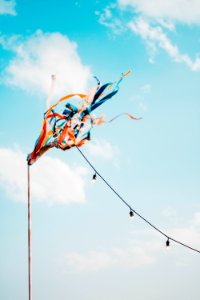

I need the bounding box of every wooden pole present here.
[28,165,32,300]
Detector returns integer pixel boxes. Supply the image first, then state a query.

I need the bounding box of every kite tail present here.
[91,70,131,112]
[109,70,132,90]
[91,113,142,127]
[107,113,142,123]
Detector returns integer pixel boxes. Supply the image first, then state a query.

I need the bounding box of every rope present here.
[76,146,200,254]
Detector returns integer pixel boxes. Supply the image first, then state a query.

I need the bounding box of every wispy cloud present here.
[0,30,91,97]
[64,244,155,272]
[162,207,178,220]
[62,211,200,272]
[85,139,119,161]
[0,147,88,205]
[0,0,16,16]
[96,4,125,34]
[129,18,200,70]
[193,212,200,226]
[119,0,200,24]
[130,83,151,112]
[98,2,200,71]
[140,83,151,93]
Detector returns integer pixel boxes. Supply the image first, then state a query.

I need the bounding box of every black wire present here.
[76,146,200,255]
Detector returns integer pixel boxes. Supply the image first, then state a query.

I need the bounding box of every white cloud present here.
[162,207,177,218]
[0,0,16,16]
[65,251,114,272]
[119,0,200,24]
[156,18,175,31]
[85,139,118,160]
[141,83,151,93]
[169,226,200,251]
[193,212,200,227]
[155,211,200,256]
[96,4,125,34]
[98,3,200,70]
[63,211,200,272]
[64,245,155,272]
[138,101,147,111]
[130,84,150,112]
[0,147,88,205]
[129,18,200,71]
[0,30,91,97]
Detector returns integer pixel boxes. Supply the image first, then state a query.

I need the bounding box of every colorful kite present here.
[27,71,141,165]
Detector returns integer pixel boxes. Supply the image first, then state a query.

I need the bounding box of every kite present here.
[27,70,141,165]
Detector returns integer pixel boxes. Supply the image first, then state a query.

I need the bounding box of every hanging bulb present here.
[92,173,97,183]
[166,238,170,247]
[129,210,134,217]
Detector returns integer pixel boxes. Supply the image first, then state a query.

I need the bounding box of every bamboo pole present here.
[28,165,32,300]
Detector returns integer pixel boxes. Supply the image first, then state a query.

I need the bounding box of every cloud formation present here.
[0,30,91,97]
[129,18,200,70]
[119,0,200,24]
[0,147,88,205]
[65,244,155,272]
[98,4,200,71]
[63,210,200,272]
[0,0,16,16]
[85,139,119,161]
[96,4,124,34]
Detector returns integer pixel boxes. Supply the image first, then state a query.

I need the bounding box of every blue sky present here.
[0,0,200,299]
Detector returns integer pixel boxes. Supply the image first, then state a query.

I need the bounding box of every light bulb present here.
[92,173,97,183]
[129,210,134,217]
[166,238,170,247]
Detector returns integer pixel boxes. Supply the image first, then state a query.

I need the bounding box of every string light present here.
[166,238,170,247]
[92,173,97,182]
[76,146,200,255]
